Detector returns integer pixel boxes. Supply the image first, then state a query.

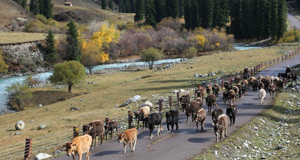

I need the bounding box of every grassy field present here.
[0,45,298,148]
[193,85,300,160]
[0,32,53,44]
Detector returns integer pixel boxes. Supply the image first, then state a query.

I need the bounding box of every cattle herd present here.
[65,70,297,160]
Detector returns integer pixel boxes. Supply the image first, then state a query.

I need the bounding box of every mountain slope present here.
[0,0,33,32]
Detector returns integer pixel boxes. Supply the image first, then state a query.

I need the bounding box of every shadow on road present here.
[188,137,211,143]
[94,150,120,156]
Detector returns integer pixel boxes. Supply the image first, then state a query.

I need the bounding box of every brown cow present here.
[195,88,205,100]
[179,94,190,112]
[105,120,118,140]
[66,134,92,160]
[134,106,151,129]
[193,108,206,131]
[212,84,220,97]
[185,100,202,124]
[213,114,229,142]
[88,120,104,149]
[269,83,276,99]
[118,128,138,154]
[206,94,216,114]
[228,89,236,106]
[206,84,212,95]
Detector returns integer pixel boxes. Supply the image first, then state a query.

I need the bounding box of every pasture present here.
[0,32,52,44]
[0,44,297,150]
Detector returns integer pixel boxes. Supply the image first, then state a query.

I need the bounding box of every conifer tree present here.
[144,0,157,27]
[219,0,229,28]
[212,0,221,28]
[66,20,81,61]
[39,0,44,15]
[269,0,278,39]
[190,0,199,29]
[184,0,192,30]
[125,0,131,12]
[21,0,27,8]
[277,0,287,38]
[109,0,114,10]
[45,30,57,64]
[229,0,242,39]
[179,0,184,18]
[30,0,39,15]
[119,0,123,12]
[199,0,214,28]
[130,0,136,13]
[44,0,53,18]
[102,0,108,9]
[134,0,144,21]
[154,0,164,23]
[165,0,179,19]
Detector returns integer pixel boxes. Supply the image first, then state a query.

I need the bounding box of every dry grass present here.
[0,32,56,44]
[0,45,297,147]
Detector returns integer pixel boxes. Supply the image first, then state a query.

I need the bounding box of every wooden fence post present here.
[24,138,32,160]
[128,111,132,129]
[159,99,163,112]
[169,96,173,110]
[177,92,180,106]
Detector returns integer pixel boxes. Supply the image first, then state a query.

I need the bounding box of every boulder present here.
[38,104,43,107]
[15,120,25,130]
[34,153,52,160]
[141,100,153,107]
[38,125,47,130]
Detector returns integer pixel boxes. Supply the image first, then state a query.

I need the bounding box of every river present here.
[0,58,184,112]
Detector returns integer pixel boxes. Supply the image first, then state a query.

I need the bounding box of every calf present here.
[118,128,138,154]
[232,86,240,98]
[258,88,266,105]
[166,110,179,133]
[105,120,118,140]
[223,90,230,104]
[213,114,229,142]
[224,81,232,90]
[269,83,276,100]
[88,120,104,149]
[212,84,220,97]
[66,134,92,160]
[196,88,205,100]
[134,106,151,129]
[206,85,212,95]
[226,105,237,126]
[211,106,223,124]
[148,112,163,139]
[206,94,216,114]
[252,79,259,91]
[193,108,206,131]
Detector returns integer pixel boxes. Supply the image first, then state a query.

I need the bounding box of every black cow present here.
[226,105,237,126]
[148,112,163,139]
[166,110,179,133]
[88,120,104,149]
[252,79,258,91]
[104,120,118,140]
[82,124,89,135]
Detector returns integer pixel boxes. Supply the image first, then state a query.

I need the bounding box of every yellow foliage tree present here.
[0,49,8,73]
[81,24,119,73]
[195,35,206,47]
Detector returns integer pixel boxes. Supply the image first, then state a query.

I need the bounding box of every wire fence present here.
[0,47,299,160]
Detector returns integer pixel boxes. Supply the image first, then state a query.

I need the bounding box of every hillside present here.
[52,0,134,24]
[0,0,33,32]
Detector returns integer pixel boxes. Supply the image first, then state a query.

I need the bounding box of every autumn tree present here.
[49,61,86,93]
[81,23,119,73]
[45,30,57,64]
[141,47,163,70]
[0,49,8,73]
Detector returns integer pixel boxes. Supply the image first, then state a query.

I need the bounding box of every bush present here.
[184,47,197,59]
[6,82,33,111]
[23,75,41,87]
[279,28,300,43]
[35,14,48,24]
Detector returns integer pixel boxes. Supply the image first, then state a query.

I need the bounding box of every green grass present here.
[0,44,298,149]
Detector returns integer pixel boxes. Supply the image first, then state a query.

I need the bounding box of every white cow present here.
[258,89,266,105]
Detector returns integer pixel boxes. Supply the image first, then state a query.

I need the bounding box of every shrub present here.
[0,49,8,73]
[184,47,197,59]
[6,82,33,111]
[35,14,48,24]
[279,28,300,43]
[23,75,41,87]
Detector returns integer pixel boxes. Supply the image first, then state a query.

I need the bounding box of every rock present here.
[38,125,47,130]
[70,107,80,111]
[172,90,179,93]
[133,95,141,101]
[87,82,94,84]
[242,154,247,158]
[80,99,84,102]
[243,142,249,148]
[261,155,266,159]
[38,104,43,107]
[15,120,25,130]
[254,127,259,130]
[15,132,22,135]
[53,150,62,155]
[34,153,52,160]
[275,145,284,150]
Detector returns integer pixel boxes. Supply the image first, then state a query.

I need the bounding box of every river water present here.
[0,58,184,111]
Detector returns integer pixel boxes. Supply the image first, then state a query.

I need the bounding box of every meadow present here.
[0,44,297,148]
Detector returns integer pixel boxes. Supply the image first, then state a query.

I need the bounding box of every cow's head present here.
[118,133,126,143]
[66,142,76,156]
[166,111,172,123]
[82,125,89,135]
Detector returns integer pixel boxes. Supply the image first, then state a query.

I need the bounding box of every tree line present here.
[13,0,53,19]
[132,0,287,40]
